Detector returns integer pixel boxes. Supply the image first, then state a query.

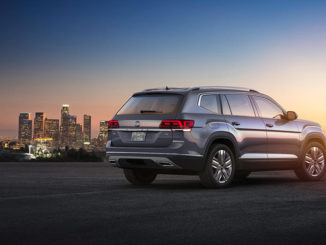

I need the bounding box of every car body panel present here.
[262,118,301,156]
[223,115,268,157]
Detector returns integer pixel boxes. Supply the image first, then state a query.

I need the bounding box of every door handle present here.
[266,123,274,128]
[232,121,240,126]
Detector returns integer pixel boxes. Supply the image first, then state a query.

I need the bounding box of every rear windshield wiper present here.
[140,110,161,113]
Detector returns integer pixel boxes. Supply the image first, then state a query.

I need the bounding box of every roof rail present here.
[142,86,259,93]
[190,86,258,92]
[142,87,189,92]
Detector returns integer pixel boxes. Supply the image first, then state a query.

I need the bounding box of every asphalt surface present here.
[1,162,326,245]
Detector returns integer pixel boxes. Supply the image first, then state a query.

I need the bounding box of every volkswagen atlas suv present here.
[106,86,326,188]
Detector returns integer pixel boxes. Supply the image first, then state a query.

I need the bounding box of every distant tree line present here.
[0,147,105,162]
[35,148,104,162]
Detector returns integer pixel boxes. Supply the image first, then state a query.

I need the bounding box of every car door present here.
[221,94,268,160]
[251,95,301,160]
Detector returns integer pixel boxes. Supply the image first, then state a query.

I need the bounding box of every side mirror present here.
[286,111,298,121]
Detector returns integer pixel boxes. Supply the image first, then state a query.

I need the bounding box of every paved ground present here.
[1,162,326,245]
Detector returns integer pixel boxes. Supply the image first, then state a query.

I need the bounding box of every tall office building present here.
[44,119,60,146]
[98,121,109,139]
[67,115,77,147]
[97,121,109,147]
[34,112,45,139]
[60,104,70,146]
[96,121,109,149]
[74,123,84,149]
[18,113,32,144]
[83,114,91,143]
[61,104,69,117]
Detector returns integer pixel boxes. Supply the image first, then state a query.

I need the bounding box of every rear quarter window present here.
[117,94,183,115]
[199,94,221,114]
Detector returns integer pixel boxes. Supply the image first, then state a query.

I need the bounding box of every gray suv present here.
[106,86,326,188]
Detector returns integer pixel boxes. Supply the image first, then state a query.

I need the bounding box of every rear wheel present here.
[295,142,326,181]
[123,169,157,185]
[200,144,236,188]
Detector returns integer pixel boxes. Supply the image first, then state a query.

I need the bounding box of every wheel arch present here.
[301,133,326,154]
[203,132,240,161]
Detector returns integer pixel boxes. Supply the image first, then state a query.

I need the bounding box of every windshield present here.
[117,94,183,115]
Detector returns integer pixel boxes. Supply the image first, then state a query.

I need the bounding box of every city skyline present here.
[1,104,110,139]
[15,104,107,144]
[10,104,109,153]
[1,1,326,137]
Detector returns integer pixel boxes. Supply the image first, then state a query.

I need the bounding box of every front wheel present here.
[200,144,236,188]
[295,142,326,181]
[123,169,157,185]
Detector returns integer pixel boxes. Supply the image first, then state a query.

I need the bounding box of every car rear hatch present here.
[109,93,185,147]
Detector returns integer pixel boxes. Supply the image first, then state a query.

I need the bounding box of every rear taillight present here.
[159,120,194,130]
[108,120,119,128]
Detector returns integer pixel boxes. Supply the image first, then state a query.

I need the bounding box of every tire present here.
[234,171,251,181]
[123,169,157,185]
[295,142,326,181]
[200,144,236,188]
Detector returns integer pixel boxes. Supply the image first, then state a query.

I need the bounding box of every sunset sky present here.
[1,0,326,138]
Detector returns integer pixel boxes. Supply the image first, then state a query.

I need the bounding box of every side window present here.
[253,96,284,119]
[221,95,231,115]
[225,94,255,117]
[199,94,220,114]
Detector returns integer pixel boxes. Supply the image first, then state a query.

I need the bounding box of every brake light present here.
[108,120,119,128]
[159,120,194,130]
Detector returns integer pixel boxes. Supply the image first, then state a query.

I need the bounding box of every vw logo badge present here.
[135,121,140,127]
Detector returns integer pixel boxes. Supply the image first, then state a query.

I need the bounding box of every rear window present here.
[117,94,183,115]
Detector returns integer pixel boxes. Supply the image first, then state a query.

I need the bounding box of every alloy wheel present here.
[304,147,325,177]
[212,150,233,183]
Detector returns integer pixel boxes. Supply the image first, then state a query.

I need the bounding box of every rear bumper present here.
[106,150,204,172]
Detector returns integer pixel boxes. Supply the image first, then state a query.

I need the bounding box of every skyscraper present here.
[44,119,60,146]
[74,123,84,149]
[83,114,91,143]
[34,112,45,139]
[60,104,70,146]
[18,113,32,144]
[97,121,109,146]
[96,120,109,149]
[61,104,69,117]
[67,115,77,147]
[98,121,109,139]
